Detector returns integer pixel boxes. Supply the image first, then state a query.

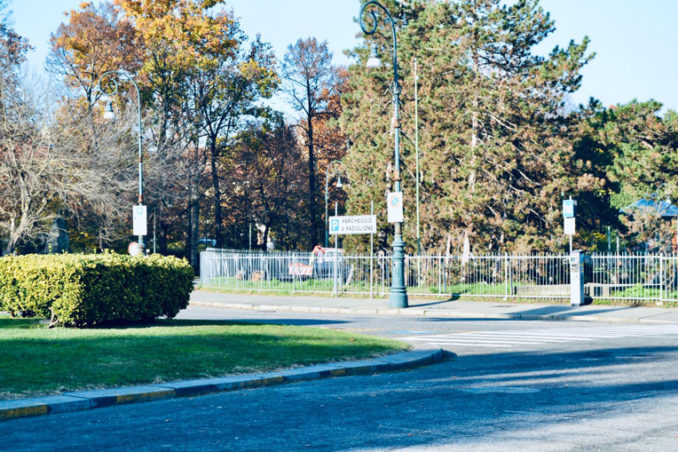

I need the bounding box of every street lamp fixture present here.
[96,70,146,252]
[360,0,408,308]
[366,46,382,69]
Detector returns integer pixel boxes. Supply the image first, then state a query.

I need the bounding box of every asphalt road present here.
[2,306,678,451]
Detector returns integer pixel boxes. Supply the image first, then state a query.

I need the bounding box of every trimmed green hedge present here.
[0,253,194,327]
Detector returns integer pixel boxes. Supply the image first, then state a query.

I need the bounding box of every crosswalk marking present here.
[401,324,678,349]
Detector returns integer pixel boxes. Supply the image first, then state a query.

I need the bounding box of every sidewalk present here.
[191,290,678,325]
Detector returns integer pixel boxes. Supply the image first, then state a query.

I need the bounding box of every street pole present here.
[360,0,408,308]
[414,57,421,256]
[97,70,145,251]
[333,201,338,296]
[370,199,374,299]
[324,160,344,248]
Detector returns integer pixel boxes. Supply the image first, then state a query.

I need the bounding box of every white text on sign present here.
[329,215,377,235]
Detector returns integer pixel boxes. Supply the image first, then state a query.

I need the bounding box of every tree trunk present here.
[188,191,200,270]
[209,139,224,247]
[466,46,480,256]
[306,115,318,248]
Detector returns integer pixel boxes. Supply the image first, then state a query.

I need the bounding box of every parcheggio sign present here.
[329,215,377,235]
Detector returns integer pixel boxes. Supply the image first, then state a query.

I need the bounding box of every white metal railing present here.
[199,249,678,303]
[588,254,678,303]
[200,250,570,300]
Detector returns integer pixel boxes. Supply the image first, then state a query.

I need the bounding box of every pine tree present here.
[341,0,599,254]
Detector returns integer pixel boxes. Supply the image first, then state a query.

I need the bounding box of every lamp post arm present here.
[359,1,399,99]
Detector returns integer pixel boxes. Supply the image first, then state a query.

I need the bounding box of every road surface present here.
[2,306,678,451]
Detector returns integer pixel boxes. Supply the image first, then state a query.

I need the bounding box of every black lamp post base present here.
[388,233,409,308]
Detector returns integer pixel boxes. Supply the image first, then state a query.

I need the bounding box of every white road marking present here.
[401,324,678,349]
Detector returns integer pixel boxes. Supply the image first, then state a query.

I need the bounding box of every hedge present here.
[0,253,194,327]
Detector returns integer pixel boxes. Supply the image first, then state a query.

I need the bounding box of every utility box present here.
[570,250,585,306]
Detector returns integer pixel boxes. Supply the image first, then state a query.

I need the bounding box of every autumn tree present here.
[0,5,130,254]
[228,113,308,250]
[282,37,341,247]
[48,1,141,104]
[46,1,146,251]
[114,0,238,262]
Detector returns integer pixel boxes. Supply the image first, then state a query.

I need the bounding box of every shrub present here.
[0,253,194,327]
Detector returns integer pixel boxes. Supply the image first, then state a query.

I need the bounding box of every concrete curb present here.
[0,348,445,422]
[190,301,676,325]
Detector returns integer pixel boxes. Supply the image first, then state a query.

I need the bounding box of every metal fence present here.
[200,249,678,303]
[201,249,571,300]
[587,254,678,303]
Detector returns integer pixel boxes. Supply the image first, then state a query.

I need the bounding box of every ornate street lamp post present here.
[96,70,146,252]
[360,1,408,308]
[324,160,347,248]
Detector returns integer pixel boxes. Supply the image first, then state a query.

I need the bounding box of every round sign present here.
[128,241,142,256]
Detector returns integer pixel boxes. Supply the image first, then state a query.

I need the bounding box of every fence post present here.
[292,255,296,294]
[504,253,509,299]
[660,254,664,303]
[438,254,442,296]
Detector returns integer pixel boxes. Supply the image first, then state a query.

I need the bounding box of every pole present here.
[325,184,329,248]
[360,0,408,308]
[133,77,144,251]
[333,202,338,296]
[370,200,374,299]
[96,70,145,252]
[153,212,156,254]
[569,196,573,254]
[325,160,343,248]
[414,58,421,256]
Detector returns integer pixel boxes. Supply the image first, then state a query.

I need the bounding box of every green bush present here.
[0,253,194,327]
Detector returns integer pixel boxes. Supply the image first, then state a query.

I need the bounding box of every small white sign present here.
[128,241,142,256]
[329,215,377,235]
[563,199,577,218]
[387,192,404,223]
[133,205,147,236]
[564,217,575,235]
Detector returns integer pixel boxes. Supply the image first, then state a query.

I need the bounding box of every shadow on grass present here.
[0,317,45,329]
[0,320,404,398]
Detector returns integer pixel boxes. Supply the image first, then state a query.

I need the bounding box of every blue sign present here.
[330,219,340,233]
[563,199,576,218]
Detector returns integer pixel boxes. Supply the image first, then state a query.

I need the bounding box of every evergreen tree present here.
[341,0,599,254]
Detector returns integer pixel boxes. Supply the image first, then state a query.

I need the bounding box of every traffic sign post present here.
[387,192,404,223]
[563,198,577,253]
[133,205,147,237]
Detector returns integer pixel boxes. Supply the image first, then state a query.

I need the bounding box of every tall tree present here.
[48,1,142,103]
[282,37,340,247]
[580,100,678,250]
[47,1,145,251]
[117,0,277,248]
[229,114,308,250]
[1,5,125,254]
[342,0,598,254]
[114,0,238,259]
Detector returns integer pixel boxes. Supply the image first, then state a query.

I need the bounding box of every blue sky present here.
[9,0,678,112]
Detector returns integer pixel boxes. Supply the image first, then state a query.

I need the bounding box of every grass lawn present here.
[0,316,407,400]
